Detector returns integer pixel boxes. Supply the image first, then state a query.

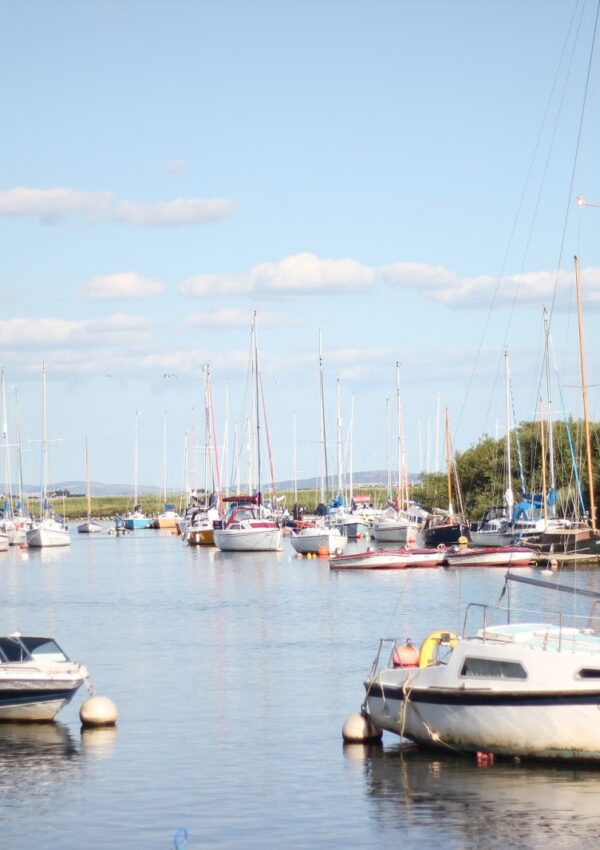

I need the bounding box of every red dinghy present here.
[443,544,536,568]
[329,546,445,571]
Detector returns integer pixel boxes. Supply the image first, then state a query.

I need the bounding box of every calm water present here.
[2,531,600,849]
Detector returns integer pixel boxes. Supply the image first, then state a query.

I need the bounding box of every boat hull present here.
[444,546,536,567]
[26,523,70,548]
[77,521,104,534]
[123,517,153,530]
[330,547,444,570]
[290,528,347,555]
[214,527,282,552]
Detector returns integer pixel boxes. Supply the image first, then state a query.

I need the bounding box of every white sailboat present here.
[26,364,70,548]
[77,436,103,534]
[214,315,282,552]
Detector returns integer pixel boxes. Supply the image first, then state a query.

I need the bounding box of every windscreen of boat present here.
[20,638,68,663]
[0,637,31,662]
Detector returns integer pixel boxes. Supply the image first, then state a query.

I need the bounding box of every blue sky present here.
[2,0,600,493]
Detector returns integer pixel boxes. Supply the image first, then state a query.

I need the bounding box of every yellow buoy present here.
[342,712,383,743]
[80,695,118,728]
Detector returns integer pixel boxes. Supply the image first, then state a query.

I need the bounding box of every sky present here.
[2,0,600,494]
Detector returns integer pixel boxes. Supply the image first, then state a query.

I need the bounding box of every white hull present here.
[290,527,347,554]
[371,522,416,544]
[214,526,282,552]
[444,547,536,567]
[330,547,444,570]
[469,529,514,548]
[77,521,104,534]
[0,533,8,552]
[26,521,71,548]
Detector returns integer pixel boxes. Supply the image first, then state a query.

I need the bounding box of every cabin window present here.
[0,638,29,662]
[577,668,600,679]
[20,638,68,662]
[460,657,527,679]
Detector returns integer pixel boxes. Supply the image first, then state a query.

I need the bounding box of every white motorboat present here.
[0,632,89,721]
[330,546,445,570]
[290,523,347,555]
[362,572,600,761]
[443,544,536,568]
[214,505,282,552]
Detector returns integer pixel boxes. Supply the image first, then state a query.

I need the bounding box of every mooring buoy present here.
[342,712,383,743]
[80,695,118,728]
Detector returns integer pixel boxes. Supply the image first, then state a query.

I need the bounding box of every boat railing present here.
[463,601,600,652]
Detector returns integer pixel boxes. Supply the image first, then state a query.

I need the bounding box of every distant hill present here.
[15,470,420,497]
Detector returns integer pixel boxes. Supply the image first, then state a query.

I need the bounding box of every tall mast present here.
[349,393,354,504]
[85,435,91,520]
[543,308,556,516]
[293,411,298,504]
[41,362,48,517]
[574,255,596,531]
[133,408,141,509]
[385,396,391,500]
[14,386,23,509]
[540,397,548,527]
[162,410,168,506]
[503,350,514,516]
[396,362,403,510]
[336,377,343,499]
[1,368,12,518]
[252,312,261,501]
[318,330,329,503]
[445,407,453,517]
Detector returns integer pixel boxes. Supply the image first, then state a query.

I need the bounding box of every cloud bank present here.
[81,273,165,300]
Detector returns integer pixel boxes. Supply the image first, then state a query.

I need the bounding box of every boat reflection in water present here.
[344,743,600,849]
[0,723,82,803]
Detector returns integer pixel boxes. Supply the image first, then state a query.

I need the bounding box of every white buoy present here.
[342,712,383,743]
[80,695,118,728]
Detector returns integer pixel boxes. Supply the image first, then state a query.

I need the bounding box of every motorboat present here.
[0,632,89,721]
[330,546,445,570]
[213,505,282,552]
[443,544,536,568]
[362,572,600,761]
[123,507,153,530]
[290,523,347,555]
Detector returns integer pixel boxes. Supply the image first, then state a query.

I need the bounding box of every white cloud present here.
[380,261,600,309]
[0,186,235,227]
[0,315,153,350]
[178,274,250,298]
[0,187,113,223]
[114,197,236,226]
[81,273,165,300]
[178,252,376,299]
[164,160,189,173]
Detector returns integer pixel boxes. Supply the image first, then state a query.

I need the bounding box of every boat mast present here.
[162,410,168,507]
[336,377,343,500]
[574,255,596,531]
[41,362,48,518]
[318,330,329,504]
[293,411,298,504]
[14,386,23,512]
[349,393,354,505]
[396,362,404,511]
[85,435,91,521]
[445,406,453,517]
[1,368,12,519]
[385,396,391,501]
[252,312,262,502]
[503,350,514,518]
[543,309,556,517]
[133,409,141,510]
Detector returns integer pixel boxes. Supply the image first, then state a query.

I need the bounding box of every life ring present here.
[436,543,446,551]
[419,630,458,668]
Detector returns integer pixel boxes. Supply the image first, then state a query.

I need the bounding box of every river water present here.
[2,530,600,849]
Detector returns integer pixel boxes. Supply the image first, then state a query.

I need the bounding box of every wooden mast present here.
[574,255,596,532]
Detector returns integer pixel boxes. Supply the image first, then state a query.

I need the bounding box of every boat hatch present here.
[477,623,559,643]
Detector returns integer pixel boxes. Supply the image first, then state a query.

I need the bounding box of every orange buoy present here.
[317,545,330,557]
[392,641,419,668]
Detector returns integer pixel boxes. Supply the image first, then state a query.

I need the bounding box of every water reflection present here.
[347,743,600,849]
[0,723,82,805]
[80,725,118,760]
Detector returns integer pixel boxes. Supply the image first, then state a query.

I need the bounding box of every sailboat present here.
[156,411,180,529]
[290,335,347,556]
[26,364,70,548]
[0,367,24,546]
[123,409,153,530]
[422,407,470,547]
[77,436,103,534]
[373,363,427,544]
[214,315,282,552]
